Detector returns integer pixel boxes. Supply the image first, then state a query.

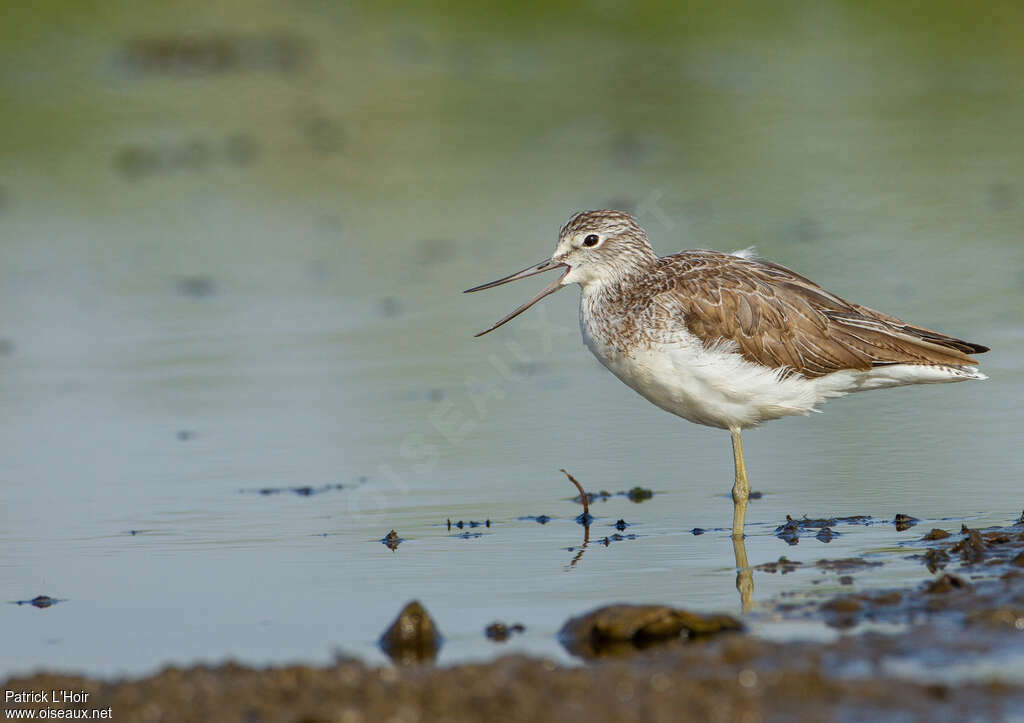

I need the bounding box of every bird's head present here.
[465,210,656,336]
[552,210,656,287]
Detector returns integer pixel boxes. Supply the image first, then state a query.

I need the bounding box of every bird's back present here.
[650,249,987,378]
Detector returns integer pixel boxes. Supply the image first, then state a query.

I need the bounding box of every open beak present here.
[464,259,569,337]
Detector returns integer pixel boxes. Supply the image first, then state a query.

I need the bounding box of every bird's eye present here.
[583,234,599,247]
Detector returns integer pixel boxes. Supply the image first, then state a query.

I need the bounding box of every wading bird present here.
[466,210,988,538]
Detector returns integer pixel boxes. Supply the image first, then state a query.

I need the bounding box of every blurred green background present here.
[3,0,1022,285]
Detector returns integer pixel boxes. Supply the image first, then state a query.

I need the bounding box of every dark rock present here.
[815,527,838,543]
[923,528,951,541]
[15,595,58,608]
[776,514,872,544]
[614,519,628,531]
[379,601,440,664]
[835,515,873,525]
[923,548,950,573]
[559,604,742,659]
[604,532,637,544]
[448,519,489,530]
[821,598,862,628]
[965,605,1024,628]
[775,516,801,545]
[572,491,612,504]
[821,598,862,614]
[485,622,508,641]
[382,530,402,550]
[756,557,802,574]
[951,526,987,563]
[923,574,970,594]
[893,513,919,531]
[626,487,653,503]
[815,558,883,572]
[249,483,344,497]
[795,516,835,528]
[518,515,551,524]
[485,622,525,642]
[872,591,902,606]
[984,532,1011,545]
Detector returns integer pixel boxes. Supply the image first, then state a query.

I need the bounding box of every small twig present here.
[561,468,589,517]
[568,523,591,569]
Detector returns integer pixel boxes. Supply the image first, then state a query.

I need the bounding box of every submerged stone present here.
[815,558,883,572]
[923,573,970,594]
[379,601,441,664]
[15,595,59,608]
[922,548,950,573]
[965,605,1024,628]
[559,604,742,659]
[820,597,863,629]
[815,526,838,542]
[893,513,919,531]
[625,486,653,502]
[756,557,802,574]
[484,622,525,642]
[951,526,987,563]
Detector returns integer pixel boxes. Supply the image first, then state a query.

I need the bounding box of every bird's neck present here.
[579,253,658,298]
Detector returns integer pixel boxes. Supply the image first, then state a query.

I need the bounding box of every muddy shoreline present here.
[6,516,1024,721]
[5,643,1019,723]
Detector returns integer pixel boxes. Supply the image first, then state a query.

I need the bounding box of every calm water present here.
[2,0,1023,679]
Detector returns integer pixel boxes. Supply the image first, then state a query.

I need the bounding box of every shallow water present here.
[2,0,1023,680]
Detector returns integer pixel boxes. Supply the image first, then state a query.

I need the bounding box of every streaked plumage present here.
[466,209,989,537]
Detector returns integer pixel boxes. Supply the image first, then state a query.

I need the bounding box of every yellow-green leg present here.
[730,427,750,539]
[732,535,753,613]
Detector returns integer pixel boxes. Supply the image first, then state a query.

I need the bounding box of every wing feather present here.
[662,251,987,378]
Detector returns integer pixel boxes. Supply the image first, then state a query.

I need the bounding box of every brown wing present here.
[665,251,987,378]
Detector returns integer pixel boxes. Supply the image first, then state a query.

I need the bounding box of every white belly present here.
[580,322,983,431]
